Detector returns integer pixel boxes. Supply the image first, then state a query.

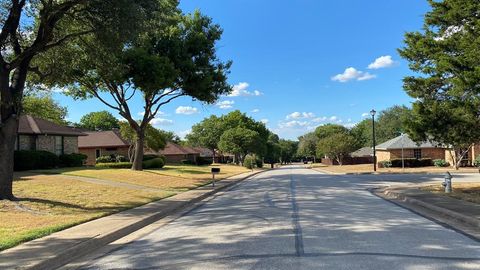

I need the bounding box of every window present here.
[54,136,63,156]
[96,149,101,158]
[413,149,422,159]
[105,147,118,151]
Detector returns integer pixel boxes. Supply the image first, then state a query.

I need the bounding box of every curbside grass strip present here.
[378,188,480,228]
[0,169,268,270]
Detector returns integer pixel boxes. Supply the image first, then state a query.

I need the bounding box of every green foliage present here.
[95,162,133,169]
[119,122,167,152]
[398,0,480,168]
[255,158,263,168]
[264,133,281,165]
[243,156,256,169]
[59,153,87,167]
[14,151,59,171]
[433,159,449,167]
[96,156,115,164]
[142,158,165,169]
[143,154,160,161]
[279,139,298,164]
[474,156,480,167]
[22,94,68,125]
[186,115,223,152]
[315,124,349,140]
[181,159,196,165]
[79,111,120,131]
[297,132,318,158]
[316,133,357,165]
[389,158,432,168]
[218,127,261,162]
[196,157,213,166]
[381,161,392,168]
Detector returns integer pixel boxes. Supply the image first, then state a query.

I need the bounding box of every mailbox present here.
[211,168,220,174]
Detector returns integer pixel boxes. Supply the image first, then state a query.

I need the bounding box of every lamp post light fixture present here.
[370,109,377,172]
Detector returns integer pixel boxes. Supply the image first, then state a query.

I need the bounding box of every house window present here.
[414,149,422,159]
[96,149,101,158]
[54,136,63,155]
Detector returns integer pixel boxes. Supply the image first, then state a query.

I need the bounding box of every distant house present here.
[351,147,373,158]
[154,142,200,164]
[78,130,130,165]
[16,115,85,155]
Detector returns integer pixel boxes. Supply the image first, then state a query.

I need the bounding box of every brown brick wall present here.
[376,150,390,163]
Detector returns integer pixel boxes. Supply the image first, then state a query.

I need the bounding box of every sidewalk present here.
[375,186,480,239]
[0,169,267,270]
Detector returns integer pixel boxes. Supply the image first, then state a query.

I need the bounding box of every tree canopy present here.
[22,94,67,125]
[79,111,120,131]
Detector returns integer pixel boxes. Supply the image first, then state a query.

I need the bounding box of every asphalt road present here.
[79,166,480,270]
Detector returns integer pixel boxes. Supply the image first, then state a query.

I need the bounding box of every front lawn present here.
[0,164,250,251]
[421,183,480,204]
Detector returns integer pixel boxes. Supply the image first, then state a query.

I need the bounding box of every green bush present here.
[59,153,87,167]
[381,160,392,168]
[255,158,263,168]
[433,159,449,167]
[243,156,255,169]
[389,158,432,168]
[196,156,213,166]
[143,158,165,169]
[143,154,159,161]
[14,150,59,171]
[95,162,132,169]
[115,155,128,162]
[181,159,196,165]
[96,155,114,163]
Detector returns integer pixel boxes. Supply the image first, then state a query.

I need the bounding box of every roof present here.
[376,134,444,150]
[78,130,130,148]
[18,115,86,136]
[351,147,373,157]
[159,142,200,156]
[193,147,214,157]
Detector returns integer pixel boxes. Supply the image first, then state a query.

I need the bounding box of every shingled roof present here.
[18,115,85,136]
[78,130,130,148]
[376,134,444,150]
[159,142,200,156]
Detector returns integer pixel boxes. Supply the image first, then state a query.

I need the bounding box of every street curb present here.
[3,169,268,270]
[374,187,480,228]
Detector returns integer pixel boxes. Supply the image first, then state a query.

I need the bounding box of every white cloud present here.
[216,100,235,109]
[175,106,198,115]
[332,67,376,82]
[229,82,263,97]
[151,118,174,126]
[251,109,260,113]
[286,112,315,120]
[260,119,269,124]
[177,129,191,139]
[279,120,310,129]
[368,55,396,69]
[361,113,370,118]
[138,111,164,117]
[312,117,328,123]
[329,116,338,121]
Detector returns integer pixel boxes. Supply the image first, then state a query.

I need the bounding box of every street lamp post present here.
[371,109,377,172]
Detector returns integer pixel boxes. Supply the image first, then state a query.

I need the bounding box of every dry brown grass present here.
[421,182,480,204]
[312,163,480,174]
[1,174,170,251]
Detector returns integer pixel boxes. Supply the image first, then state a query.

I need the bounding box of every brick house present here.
[16,115,86,155]
[150,142,200,164]
[78,130,130,165]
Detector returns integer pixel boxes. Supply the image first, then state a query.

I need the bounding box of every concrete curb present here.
[0,169,268,270]
[376,187,480,228]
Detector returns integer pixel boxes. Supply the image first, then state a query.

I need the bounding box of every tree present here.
[186,115,223,162]
[315,124,349,140]
[264,133,281,168]
[0,0,155,200]
[119,122,167,162]
[297,132,318,162]
[79,111,120,131]
[160,130,181,144]
[279,139,298,164]
[398,0,480,169]
[218,127,261,165]
[38,7,231,171]
[316,133,358,165]
[22,94,67,125]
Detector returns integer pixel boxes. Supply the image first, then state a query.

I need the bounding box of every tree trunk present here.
[0,117,18,200]
[212,148,216,164]
[132,132,145,171]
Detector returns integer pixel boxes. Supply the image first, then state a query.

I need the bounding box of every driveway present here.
[76,166,480,270]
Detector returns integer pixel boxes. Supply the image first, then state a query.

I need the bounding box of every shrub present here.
[243,156,255,169]
[143,158,165,169]
[181,159,196,165]
[96,155,114,164]
[381,160,392,168]
[474,155,480,167]
[14,150,59,171]
[59,153,87,167]
[95,162,132,169]
[143,154,159,161]
[433,159,449,167]
[115,155,128,162]
[389,158,432,168]
[196,156,213,166]
[255,158,263,168]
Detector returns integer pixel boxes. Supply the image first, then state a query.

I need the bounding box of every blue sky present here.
[52,0,431,140]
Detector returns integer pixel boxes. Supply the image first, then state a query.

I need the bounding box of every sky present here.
[52,0,431,140]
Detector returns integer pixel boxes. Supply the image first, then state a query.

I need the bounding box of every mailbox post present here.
[211,168,220,187]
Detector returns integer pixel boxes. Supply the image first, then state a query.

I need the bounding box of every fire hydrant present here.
[442,172,452,193]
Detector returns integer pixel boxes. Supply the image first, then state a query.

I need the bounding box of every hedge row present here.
[14,151,87,171]
[388,158,433,168]
[95,162,132,169]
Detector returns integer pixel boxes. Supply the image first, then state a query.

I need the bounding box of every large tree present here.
[79,111,120,131]
[278,139,297,164]
[37,5,231,171]
[316,133,358,166]
[264,133,281,168]
[218,127,261,165]
[0,0,155,200]
[297,132,318,162]
[119,122,167,162]
[186,115,223,162]
[398,0,480,169]
[22,94,67,124]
